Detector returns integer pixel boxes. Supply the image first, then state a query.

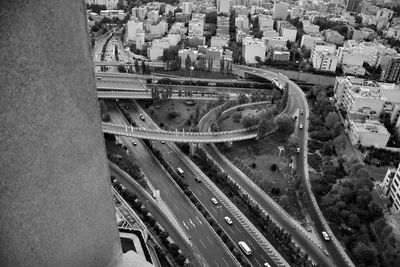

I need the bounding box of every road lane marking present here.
[183,221,189,230]
[222,257,229,267]
[254,258,262,267]
[196,216,203,225]
[199,240,206,248]
[214,261,220,267]
[233,224,242,233]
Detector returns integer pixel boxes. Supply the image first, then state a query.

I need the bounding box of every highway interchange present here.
[95,33,351,267]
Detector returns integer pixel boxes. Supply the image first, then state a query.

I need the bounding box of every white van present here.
[177,167,184,177]
[238,241,252,256]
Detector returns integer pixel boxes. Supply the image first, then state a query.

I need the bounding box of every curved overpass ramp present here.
[102,123,258,143]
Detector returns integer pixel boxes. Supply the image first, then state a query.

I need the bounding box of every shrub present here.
[270,163,278,171]
[232,111,242,122]
[167,109,179,119]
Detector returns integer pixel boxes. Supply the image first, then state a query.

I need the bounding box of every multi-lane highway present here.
[106,103,240,267]
[118,100,289,267]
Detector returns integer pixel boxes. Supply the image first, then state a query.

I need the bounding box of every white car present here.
[296,147,301,154]
[299,124,303,129]
[322,231,330,241]
[224,216,233,225]
[264,263,271,267]
[160,140,165,144]
[132,141,137,146]
[211,198,218,205]
[300,109,304,115]
[139,114,145,121]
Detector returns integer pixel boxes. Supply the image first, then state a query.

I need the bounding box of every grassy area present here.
[138,99,209,131]
[219,106,266,131]
[154,69,237,80]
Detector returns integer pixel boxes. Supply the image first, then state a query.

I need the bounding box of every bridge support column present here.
[189,143,198,156]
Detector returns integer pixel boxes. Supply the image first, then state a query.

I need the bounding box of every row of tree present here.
[112,178,190,266]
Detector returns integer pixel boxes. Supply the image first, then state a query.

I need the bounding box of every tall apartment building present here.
[182,2,193,15]
[279,22,297,42]
[381,57,400,83]
[235,15,250,32]
[242,37,266,64]
[273,1,289,20]
[131,7,147,20]
[127,20,144,43]
[188,19,204,36]
[218,0,230,14]
[323,29,344,45]
[382,164,400,213]
[346,0,361,12]
[217,16,230,36]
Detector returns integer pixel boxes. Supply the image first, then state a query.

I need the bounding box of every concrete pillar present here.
[0,1,122,267]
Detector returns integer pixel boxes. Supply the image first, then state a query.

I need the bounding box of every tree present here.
[134,59,139,73]
[232,111,242,122]
[257,117,275,139]
[241,114,259,128]
[352,242,378,266]
[236,93,248,105]
[274,113,295,138]
[325,112,339,131]
[286,134,300,157]
[347,214,361,229]
[185,54,191,70]
[141,60,146,74]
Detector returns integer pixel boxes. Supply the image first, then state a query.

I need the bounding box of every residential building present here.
[303,20,320,34]
[382,164,400,213]
[167,34,181,46]
[291,6,306,18]
[217,16,230,36]
[86,0,119,10]
[235,15,250,32]
[311,42,336,57]
[127,20,144,43]
[323,29,344,45]
[236,30,249,42]
[273,1,289,20]
[263,36,287,48]
[259,14,274,32]
[100,10,126,20]
[346,0,361,12]
[136,29,145,50]
[182,2,193,15]
[337,46,365,66]
[147,10,159,24]
[279,22,297,42]
[188,19,204,36]
[131,7,147,20]
[170,22,187,35]
[251,6,265,15]
[272,50,290,61]
[348,119,390,147]
[342,65,366,76]
[187,35,206,47]
[263,29,279,38]
[218,0,230,14]
[232,5,249,16]
[242,37,266,64]
[334,76,387,114]
[312,50,338,72]
[211,35,230,48]
[380,56,400,83]
[147,38,171,60]
[301,33,324,50]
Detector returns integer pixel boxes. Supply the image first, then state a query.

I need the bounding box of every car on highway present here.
[132,141,137,146]
[139,114,145,121]
[300,109,304,115]
[264,263,271,267]
[224,216,233,225]
[195,177,201,183]
[296,147,301,154]
[160,140,165,144]
[322,231,330,241]
[299,124,303,129]
[211,198,219,205]
[96,77,102,80]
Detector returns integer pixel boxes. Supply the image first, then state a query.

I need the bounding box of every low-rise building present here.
[381,164,400,213]
[301,33,324,50]
[303,21,320,34]
[211,35,230,48]
[348,119,390,148]
[272,50,290,61]
[236,30,249,43]
[323,29,344,46]
[312,50,338,72]
[100,10,126,20]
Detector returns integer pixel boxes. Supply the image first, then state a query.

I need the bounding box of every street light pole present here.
[275,146,284,176]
